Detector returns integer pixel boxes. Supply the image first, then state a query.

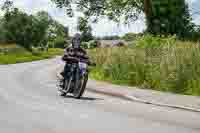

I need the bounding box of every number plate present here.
[79,62,87,69]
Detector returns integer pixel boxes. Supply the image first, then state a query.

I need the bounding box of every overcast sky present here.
[0,0,199,37]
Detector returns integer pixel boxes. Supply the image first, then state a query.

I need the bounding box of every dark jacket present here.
[62,46,89,63]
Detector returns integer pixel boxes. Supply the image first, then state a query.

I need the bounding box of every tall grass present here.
[89,35,200,96]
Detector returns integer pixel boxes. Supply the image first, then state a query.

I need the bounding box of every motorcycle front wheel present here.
[73,72,88,99]
[60,76,72,96]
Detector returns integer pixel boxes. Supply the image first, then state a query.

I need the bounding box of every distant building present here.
[97,40,127,48]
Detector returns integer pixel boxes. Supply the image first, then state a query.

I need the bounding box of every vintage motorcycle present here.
[58,58,92,99]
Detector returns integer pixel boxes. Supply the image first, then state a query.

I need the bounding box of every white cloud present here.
[92,18,145,37]
[13,0,52,14]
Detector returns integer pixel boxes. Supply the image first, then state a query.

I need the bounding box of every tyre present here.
[60,91,66,97]
[64,76,73,94]
[79,74,88,98]
[58,79,66,96]
[73,72,88,99]
[60,76,72,97]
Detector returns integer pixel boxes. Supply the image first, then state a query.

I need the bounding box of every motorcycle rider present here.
[59,33,90,88]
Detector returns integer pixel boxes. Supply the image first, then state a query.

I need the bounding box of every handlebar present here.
[62,56,96,66]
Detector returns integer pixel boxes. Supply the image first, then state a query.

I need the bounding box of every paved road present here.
[0,58,200,133]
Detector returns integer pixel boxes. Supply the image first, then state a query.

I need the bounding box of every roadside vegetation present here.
[0,1,68,64]
[51,0,200,96]
[0,47,63,64]
[89,35,200,96]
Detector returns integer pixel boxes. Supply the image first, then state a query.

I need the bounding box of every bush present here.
[88,40,98,49]
[50,36,67,48]
[81,42,90,49]
[135,34,176,48]
[122,33,137,41]
[81,40,98,49]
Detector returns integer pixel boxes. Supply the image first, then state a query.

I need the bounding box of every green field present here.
[89,36,200,96]
[0,47,63,64]
[0,43,17,49]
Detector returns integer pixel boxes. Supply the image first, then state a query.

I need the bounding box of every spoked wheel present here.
[73,72,88,99]
[60,91,66,97]
[60,76,72,96]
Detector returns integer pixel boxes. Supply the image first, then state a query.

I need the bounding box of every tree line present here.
[51,0,200,41]
[1,0,200,51]
[0,0,69,51]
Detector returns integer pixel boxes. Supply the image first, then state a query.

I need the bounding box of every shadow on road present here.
[62,95,103,101]
[81,97,103,101]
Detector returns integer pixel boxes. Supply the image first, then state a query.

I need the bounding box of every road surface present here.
[0,58,200,133]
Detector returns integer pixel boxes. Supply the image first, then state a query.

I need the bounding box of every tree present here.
[0,17,6,43]
[147,0,194,38]
[1,0,13,12]
[0,0,69,49]
[1,7,51,50]
[34,11,53,48]
[51,0,143,22]
[81,27,93,42]
[53,21,69,38]
[48,20,69,48]
[77,17,93,42]
[1,8,37,49]
[1,0,13,22]
[51,0,194,38]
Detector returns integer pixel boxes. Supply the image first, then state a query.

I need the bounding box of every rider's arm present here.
[62,48,70,61]
[62,48,79,62]
[79,48,89,60]
[80,49,96,66]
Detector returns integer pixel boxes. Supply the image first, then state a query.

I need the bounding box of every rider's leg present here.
[60,63,70,77]
[64,63,71,77]
[59,63,72,88]
[59,63,68,87]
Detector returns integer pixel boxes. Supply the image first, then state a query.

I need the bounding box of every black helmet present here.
[72,33,81,48]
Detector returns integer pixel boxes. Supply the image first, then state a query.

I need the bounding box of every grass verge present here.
[0,48,63,64]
